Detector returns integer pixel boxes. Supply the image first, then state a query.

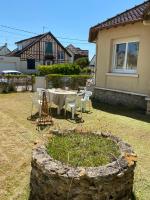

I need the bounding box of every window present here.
[45,60,53,65]
[45,42,53,54]
[27,59,35,69]
[18,44,22,50]
[113,40,139,73]
[58,51,64,60]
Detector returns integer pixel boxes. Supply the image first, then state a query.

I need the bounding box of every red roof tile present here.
[89,1,150,42]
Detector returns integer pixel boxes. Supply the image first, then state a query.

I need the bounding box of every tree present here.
[74,57,89,69]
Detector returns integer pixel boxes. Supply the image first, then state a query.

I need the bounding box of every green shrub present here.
[74,57,89,69]
[46,74,91,79]
[46,74,91,89]
[81,67,92,74]
[37,63,81,76]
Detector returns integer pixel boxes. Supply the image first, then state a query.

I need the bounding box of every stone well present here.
[29,131,137,200]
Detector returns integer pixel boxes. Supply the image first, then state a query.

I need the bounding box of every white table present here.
[48,89,77,114]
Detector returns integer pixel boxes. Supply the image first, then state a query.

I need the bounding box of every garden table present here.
[48,89,77,115]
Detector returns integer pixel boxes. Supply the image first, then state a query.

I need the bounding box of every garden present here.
[0,92,150,200]
[0,61,150,200]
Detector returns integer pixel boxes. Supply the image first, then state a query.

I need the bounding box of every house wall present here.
[0,56,19,72]
[96,22,150,96]
[0,56,39,73]
[66,49,74,63]
[20,34,71,63]
[17,38,37,50]
[19,60,39,73]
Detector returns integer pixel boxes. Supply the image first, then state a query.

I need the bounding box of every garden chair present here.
[31,89,49,116]
[37,88,46,97]
[64,95,77,120]
[81,91,92,112]
[31,92,43,117]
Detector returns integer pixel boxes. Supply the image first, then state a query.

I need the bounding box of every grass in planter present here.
[47,133,120,167]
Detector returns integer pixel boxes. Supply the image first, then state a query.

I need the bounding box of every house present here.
[89,55,96,76]
[89,0,150,111]
[9,32,72,73]
[66,44,89,62]
[0,56,20,72]
[0,43,11,56]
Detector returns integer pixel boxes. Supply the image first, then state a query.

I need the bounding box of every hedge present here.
[46,74,91,79]
[38,63,81,76]
[46,74,91,90]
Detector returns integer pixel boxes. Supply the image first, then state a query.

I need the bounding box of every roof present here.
[15,34,44,44]
[89,0,150,42]
[10,32,71,57]
[66,44,88,56]
[0,43,11,53]
[89,55,96,66]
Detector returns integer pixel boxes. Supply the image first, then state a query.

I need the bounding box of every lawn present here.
[0,92,150,200]
[47,133,120,167]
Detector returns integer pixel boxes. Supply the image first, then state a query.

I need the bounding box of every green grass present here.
[0,92,150,199]
[47,133,120,167]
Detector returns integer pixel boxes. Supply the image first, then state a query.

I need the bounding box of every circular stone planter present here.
[29,131,137,200]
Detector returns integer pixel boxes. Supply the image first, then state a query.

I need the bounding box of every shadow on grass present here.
[27,107,84,125]
[92,100,150,123]
[50,107,85,124]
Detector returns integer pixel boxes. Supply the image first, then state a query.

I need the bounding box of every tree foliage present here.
[74,57,89,69]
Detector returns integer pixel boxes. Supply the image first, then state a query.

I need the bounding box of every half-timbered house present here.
[9,32,72,72]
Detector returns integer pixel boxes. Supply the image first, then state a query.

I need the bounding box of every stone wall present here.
[29,132,136,200]
[94,87,147,110]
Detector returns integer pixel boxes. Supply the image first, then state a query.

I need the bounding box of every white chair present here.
[37,88,45,92]
[37,88,46,97]
[31,89,49,117]
[31,92,43,117]
[81,91,92,112]
[65,95,77,119]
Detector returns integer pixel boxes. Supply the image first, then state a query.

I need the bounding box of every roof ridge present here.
[15,32,49,55]
[15,32,48,44]
[91,0,150,30]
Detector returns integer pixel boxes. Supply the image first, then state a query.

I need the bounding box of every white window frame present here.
[112,38,139,74]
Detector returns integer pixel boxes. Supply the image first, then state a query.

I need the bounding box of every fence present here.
[0,75,34,93]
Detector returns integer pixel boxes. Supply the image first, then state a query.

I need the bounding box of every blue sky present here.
[0,0,145,59]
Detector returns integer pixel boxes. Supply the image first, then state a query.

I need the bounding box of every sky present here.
[0,0,145,59]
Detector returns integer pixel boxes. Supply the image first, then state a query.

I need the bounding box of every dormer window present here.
[18,44,22,50]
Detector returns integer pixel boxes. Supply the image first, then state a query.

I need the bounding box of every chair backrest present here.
[84,91,92,101]
[37,88,46,95]
[34,89,49,103]
[32,92,41,104]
